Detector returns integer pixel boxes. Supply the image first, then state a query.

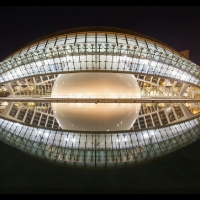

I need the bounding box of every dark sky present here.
[0,6,200,64]
[1,6,200,194]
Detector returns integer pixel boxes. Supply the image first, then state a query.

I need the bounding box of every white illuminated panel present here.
[0,55,199,86]
[0,117,199,149]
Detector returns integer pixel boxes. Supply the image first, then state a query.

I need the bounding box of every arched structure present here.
[0,27,200,169]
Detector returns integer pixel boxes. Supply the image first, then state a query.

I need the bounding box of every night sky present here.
[1,6,200,194]
[1,6,200,64]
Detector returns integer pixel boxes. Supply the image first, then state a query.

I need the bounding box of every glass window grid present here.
[1,115,196,166]
[1,31,200,168]
[1,33,200,86]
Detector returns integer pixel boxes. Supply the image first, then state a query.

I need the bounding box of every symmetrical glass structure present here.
[0,27,200,169]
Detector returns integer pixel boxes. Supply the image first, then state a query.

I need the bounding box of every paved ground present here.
[0,139,200,194]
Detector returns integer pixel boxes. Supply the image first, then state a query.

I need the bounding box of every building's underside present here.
[0,27,200,168]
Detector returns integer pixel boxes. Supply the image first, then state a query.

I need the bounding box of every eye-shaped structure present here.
[0,27,200,169]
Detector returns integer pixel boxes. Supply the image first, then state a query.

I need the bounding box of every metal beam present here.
[0,97,200,103]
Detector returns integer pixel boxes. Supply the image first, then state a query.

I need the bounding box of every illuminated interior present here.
[51,72,141,131]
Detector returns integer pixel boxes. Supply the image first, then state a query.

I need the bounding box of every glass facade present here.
[0,117,199,168]
[0,32,199,85]
[0,27,200,168]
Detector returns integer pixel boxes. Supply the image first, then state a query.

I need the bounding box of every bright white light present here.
[143,132,150,139]
[142,59,148,65]
[171,70,178,76]
[1,102,8,106]
[181,73,187,80]
[72,138,76,143]
[15,123,20,127]
[36,61,42,67]
[151,61,157,67]
[149,130,155,136]
[44,132,49,138]
[64,136,69,142]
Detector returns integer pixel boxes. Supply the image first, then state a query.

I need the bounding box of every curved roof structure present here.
[5,26,187,60]
[0,26,200,169]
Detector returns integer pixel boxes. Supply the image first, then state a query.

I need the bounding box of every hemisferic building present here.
[0,27,199,169]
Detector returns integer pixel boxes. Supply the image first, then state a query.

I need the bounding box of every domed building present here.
[0,27,200,169]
